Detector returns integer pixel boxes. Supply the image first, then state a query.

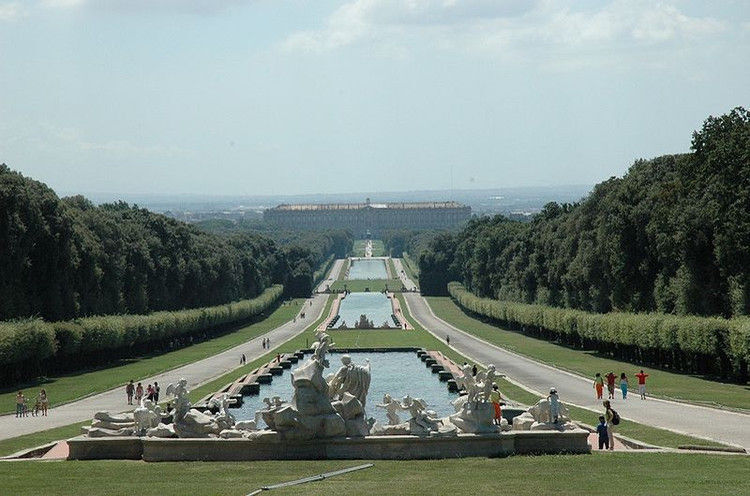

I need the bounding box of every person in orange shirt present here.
[635,370,649,399]
[593,373,604,399]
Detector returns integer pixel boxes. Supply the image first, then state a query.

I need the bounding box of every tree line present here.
[418,108,750,319]
[0,166,353,323]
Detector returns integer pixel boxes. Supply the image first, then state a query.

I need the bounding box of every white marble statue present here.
[400,395,439,435]
[166,378,191,422]
[133,399,161,435]
[209,393,236,430]
[456,364,480,403]
[376,394,402,425]
[327,354,371,407]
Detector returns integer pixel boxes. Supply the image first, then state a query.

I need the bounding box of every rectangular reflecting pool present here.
[336,292,394,328]
[234,351,458,428]
[347,258,388,279]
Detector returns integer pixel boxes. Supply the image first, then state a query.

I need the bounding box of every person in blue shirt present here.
[596,415,609,450]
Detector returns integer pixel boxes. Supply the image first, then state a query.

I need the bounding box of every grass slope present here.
[0,300,304,414]
[427,296,750,411]
[1,454,748,496]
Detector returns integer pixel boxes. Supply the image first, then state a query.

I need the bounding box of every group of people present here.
[14,389,49,417]
[125,380,160,405]
[261,337,271,350]
[594,370,649,400]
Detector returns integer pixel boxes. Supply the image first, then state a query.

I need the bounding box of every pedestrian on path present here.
[635,370,649,399]
[135,382,144,404]
[446,335,450,345]
[472,364,478,377]
[240,354,246,365]
[620,373,628,400]
[594,373,604,399]
[603,400,618,450]
[153,382,160,403]
[596,416,609,450]
[15,391,24,418]
[126,380,135,405]
[606,371,616,399]
[146,384,154,401]
[39,389,49,416]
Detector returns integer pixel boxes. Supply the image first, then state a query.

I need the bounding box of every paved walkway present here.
[393,258,418,291]
[0,287,339,442]
[315,258,345,293]
[403,292,750,450]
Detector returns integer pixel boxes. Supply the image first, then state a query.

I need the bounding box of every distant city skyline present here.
[2,0,749,196]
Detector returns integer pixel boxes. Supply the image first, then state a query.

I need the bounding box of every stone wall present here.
[67,430,590,461]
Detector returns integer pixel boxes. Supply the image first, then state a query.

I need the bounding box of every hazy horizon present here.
[2,1,749,196]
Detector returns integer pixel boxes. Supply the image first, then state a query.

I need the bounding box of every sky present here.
[1,0,749,197]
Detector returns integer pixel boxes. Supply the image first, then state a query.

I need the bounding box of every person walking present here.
[146,384,154,401]
[596,415,609,450]
[603,400,617,450]
[446,335,450,345]
[135,382,144,404]
[472,364,478,377]
[126,380,135,405]
[39,389,49,416]
[620,373,629,400]
[15,391,24,418]
[605,371,616,399]
[153,382,160,403]
[593,373,604,399]
[635,370,649,399]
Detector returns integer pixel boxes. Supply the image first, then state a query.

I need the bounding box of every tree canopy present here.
[419,107,750,318]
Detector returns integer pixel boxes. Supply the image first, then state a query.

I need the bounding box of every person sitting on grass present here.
[596,416,609,450]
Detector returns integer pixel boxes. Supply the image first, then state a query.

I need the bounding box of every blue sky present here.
[1,0,748,196]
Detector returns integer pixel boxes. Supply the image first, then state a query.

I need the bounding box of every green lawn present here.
[330,279,405,293]
[352,239,385,257]
[401,252,419,282]
[1,453,748,496]
[427,296,750,411]
[386,257,397,279]
[0,300,305,415]
[338,259,350,280]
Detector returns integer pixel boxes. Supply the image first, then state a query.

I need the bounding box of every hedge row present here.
[313,255,335,288]
[448,282,750,380]
[0,285,283,384]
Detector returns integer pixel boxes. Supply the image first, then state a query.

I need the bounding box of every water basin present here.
[234,351,458,428]
[336,292,393,328]
[347,258,388,279]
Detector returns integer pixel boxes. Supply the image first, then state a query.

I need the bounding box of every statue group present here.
[81,331,576,441]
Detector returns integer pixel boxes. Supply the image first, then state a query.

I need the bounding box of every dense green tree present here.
[419,108,750,318]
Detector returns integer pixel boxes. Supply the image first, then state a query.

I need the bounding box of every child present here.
[593,373,604,399]
[32,395,42,417]
[596,415,609,450]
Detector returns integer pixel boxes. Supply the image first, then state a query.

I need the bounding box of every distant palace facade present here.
[264,199,471,236]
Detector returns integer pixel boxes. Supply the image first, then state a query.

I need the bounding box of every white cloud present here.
[282,0,728,56]
[0,2,23,21]
[3,123,192,159]
[40,0,250,14]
